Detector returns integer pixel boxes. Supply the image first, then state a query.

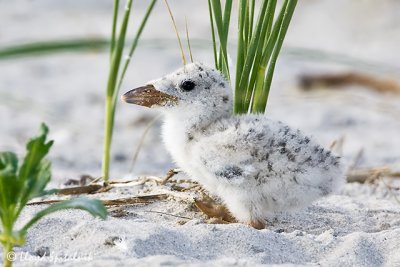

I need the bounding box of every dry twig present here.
[380,177,400,204]
[300,72,400,95]
[57,184,104,195]
[28,194,169,206]
[347,167,400,183]
[160,168,181,185]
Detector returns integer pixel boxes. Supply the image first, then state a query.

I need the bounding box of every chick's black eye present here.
[180,80,196,91]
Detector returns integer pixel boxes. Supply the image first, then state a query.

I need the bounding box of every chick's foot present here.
[194,194,236,223]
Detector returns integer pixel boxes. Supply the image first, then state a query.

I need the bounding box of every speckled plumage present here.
[123,62,345,227]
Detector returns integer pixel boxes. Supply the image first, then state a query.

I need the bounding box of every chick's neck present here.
[164,97,233,137]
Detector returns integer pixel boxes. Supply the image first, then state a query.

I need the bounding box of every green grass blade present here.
[243,0,277,112]
[210,0,297,115]
[3,39,390,73]
[109,0,158,159]
[210,0,231,79]
[220,0,233,79]
[102,0,133,183]
[250,2,286,113]
[249,0,255,38]
[110,0,120,60]
[207,0,218,69]
[0,38,108,60]
[261,0,297,109]
[243,0,250,51]
[252,0,298,113]
[234,0,248,113]
[106,0,133,98]
[103,0,158,183]
[236,0,270,113]
[115,0,158,105]
[222,0,233,50]
[212,3,225,72]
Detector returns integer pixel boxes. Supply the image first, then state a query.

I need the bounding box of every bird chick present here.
[122,62,345,229]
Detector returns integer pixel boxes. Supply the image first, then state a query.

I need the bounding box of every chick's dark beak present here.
[121,85,177,108]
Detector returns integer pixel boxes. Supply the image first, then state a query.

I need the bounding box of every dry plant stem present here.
[329,136,345,157]
[129,115,161,173]
[163,0,186,65]
[140,210,192,220]
[109,177,162,185]
[103,194,169,206]
[185,17,194,63]
[348,148,365,171]
[347,167,400,183]
[380,177,400,204]
[161,169,181,185]
[28,194,169,207]
[56,175,168,197]
[299,72,400,95]
[57,184,104,195]
[89,176,103,185]
[180,184,202,192]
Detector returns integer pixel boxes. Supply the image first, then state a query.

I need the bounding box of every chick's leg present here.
[195,196,266,229]
[249,220,266,230]
[194,193,237,223]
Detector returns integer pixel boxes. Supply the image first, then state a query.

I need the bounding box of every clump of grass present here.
[0,124,107,267]
[102,0,158,183]
[208,0,298,114]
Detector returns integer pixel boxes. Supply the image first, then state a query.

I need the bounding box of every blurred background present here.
[1,0,399,184]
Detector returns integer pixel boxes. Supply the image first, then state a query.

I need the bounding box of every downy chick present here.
[122,62,345,229]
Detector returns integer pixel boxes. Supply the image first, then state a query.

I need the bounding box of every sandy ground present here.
[1,0,400,266]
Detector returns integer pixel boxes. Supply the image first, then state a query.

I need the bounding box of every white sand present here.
[9,181,400,267]
[1,0,400,266]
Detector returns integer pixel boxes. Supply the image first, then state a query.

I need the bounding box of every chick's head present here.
[122,62,232,113]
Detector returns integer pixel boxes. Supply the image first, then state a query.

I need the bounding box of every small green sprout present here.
[102,0,158,183]
[0,124,107,267]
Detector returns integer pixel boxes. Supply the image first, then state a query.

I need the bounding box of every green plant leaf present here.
[0,123,108,265]
[0,231,25,246]
[21,198,107,233]
[18,123,53,183]
[0,152,18,174]
[17,123,54,207]
[0,152,19,208]
[25,160,52,199]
